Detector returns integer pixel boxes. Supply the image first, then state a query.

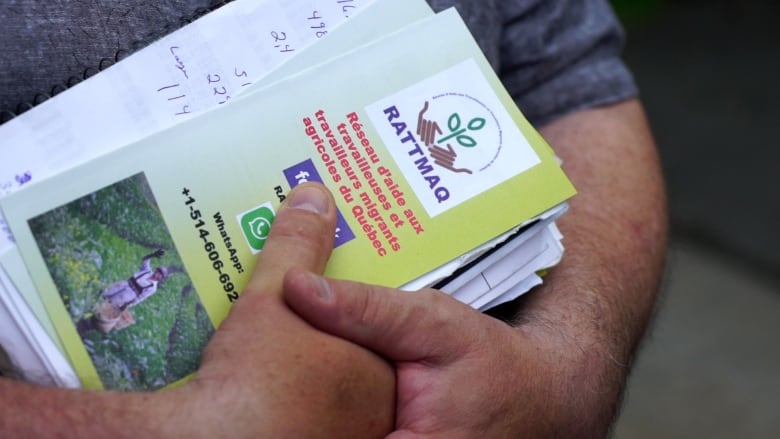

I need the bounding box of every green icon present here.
[438,112,486,148]
[239,203,275,252]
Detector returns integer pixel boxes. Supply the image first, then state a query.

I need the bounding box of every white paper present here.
[0,267,78,387]
[433,204,567,294]
[471,223,565,310]
[449,224,552,305]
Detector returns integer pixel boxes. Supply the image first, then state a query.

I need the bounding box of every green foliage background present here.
[610,0,665,24]
[29,173,214,391]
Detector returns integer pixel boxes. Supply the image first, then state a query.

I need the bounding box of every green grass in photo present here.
[29,174,214,390]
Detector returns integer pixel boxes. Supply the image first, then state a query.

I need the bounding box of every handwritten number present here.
[270,31,287,42]
[337,0,357,17]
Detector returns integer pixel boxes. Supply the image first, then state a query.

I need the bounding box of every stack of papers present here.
[0,0,575,390]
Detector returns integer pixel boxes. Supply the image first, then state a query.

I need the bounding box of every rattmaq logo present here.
[366,59,540,218]
[414,93,503,176]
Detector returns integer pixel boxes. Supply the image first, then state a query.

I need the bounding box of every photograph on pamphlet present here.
[27,173,214,390]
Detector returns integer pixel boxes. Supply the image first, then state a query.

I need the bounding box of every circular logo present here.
[427,92,503,172]
[248,216,272,241]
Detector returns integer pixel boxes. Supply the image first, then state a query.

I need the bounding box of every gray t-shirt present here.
[0,0,636,126]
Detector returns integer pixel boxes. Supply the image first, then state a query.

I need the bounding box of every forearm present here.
[1,305,393,439]
[0,378,177,437]
[498,99,668,430]
[532,98,666,350]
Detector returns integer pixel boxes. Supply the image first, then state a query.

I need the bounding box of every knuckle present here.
[416,288,475,344]
[350,282,384,327]
[418,288,455,323]
[269,208,333,253]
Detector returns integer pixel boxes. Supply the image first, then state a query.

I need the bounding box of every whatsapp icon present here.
[238,202,276,253]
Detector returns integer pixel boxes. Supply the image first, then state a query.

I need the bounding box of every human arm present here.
[0,183,395,438]
[138,248,165,270]
[284,98,668,437]
[499,97,667,433]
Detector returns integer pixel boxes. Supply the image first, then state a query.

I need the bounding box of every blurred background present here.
[1,0,777,434]
[608,0,780,437]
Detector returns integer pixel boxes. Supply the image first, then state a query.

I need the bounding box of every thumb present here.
[284,270,476,363]
[242,182,337,299]
[202,183,337,372]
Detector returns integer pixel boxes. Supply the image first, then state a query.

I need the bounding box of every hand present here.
[169,183,395,438]
[0,183,395,438]
[151,248,165,258]
[284,272,623,438]
[416,101,442,146]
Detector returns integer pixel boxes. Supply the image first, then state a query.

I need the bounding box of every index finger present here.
[242,182,337,298]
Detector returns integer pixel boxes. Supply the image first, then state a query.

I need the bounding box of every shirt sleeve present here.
[498,0,639,126]
[139,257,152,273]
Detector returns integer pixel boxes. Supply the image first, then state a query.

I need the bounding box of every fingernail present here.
[306,272,333,302]
[286,184,329,215]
